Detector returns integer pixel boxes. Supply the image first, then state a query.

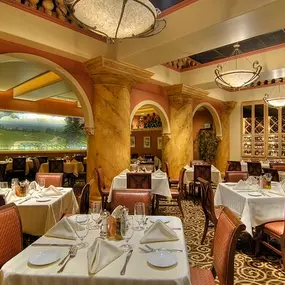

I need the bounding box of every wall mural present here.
[0,111,87,151]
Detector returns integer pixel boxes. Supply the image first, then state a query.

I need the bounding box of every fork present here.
[58,245,75,266]
[57,246,78,273]
[145,244,183,252]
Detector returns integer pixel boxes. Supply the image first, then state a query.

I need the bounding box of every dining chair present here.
[79,183,90,214]
[226,161,241,171]
[0,203,23,268]
[73,155,84,163]
[189,164,211,198]
[111,189,152,214]
[0,194,5,206]
[247,161,262,177]
[156,168,186,218]
[0,162,7,182]
[190,207,246,285]
[224,171,248,182]
[262,168,279,182]
[271,164,285,172]
[94,167,110,210]
[198,177,223,244]
[127,173,152,189]
[48,160,64,173]
[37,156,48,166]
[164,162,179,187]
[12,157,26,180]
[35,173,63,187]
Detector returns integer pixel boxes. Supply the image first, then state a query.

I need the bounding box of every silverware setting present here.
[18,197,32,204]
[57,246,78,273]
[32,243,75,247]
[58,245,76,266]
[120,249,133,275]
[139,245,183,253]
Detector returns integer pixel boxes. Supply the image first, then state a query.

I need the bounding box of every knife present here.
[18,197,32,204]
[31,243,74,247]
[120,249,133,275]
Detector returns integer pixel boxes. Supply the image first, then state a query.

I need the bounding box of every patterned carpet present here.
[158,199,285,285]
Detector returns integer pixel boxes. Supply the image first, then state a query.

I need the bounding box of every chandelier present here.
[214,43,262,90]
[264,79,285,107]
[60,0,166,43]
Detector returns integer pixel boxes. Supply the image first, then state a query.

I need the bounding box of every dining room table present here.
[0,215,191,285]
[107,171,171,203]
[214,181,285,235]
[183,164,222,185]
[1,187,78,236]
[39,162,84,177]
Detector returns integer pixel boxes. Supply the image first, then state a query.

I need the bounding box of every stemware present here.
[120,216,134,251]
[75,215,89,248]
[38,178,45,192]
[134,202,145,231]
[11,178,19,190]
[0,182,8,191]
[90,201,102,230]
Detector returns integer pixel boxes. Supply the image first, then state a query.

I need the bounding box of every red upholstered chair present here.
[224,171,248,183]
[94,167,110,210]
[127,173,151,189]
[190,207,246,285]
[247,161,262,177]
[226,161,241,171]
[111,189,152,215]
[36,173,63,187]
[262,168,279,182]
[0,194,5,207]
[164,162,179,187]
[0,203,23,268]
[198,177,223,244]
[190,164,211,198]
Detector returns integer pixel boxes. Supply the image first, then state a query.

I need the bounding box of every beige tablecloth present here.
[183,165,222,185]
[39,162,84,177]
[215,182,285,235]
[13,188,78,236]
[108,172,171,203]
[240,161,270,172]
[1,216,190,285]
[5,160,34,175]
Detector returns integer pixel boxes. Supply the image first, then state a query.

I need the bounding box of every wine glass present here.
[90,201,102,230]
[11,178,19,190]
[38,178,45,192]
[134,202,145,231]
[120,216,134,251]
[75,215,89,248]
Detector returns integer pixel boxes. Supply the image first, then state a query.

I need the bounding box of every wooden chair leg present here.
[201,216,209,244]
[177,197,184,219]
[281,237,285,270]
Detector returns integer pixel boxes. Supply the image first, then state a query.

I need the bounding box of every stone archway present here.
[4,53,94,133]
[192,102,222,138]
[130,100,171,135]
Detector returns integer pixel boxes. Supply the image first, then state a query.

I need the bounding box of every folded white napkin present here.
[140,220,178,243]
[111,205,123,218]
[280,179,285,190]
[87,238,124,274]
[120,169,130,175]
[5,190,18,204]
[246,176,258,185]
[8,157,13,162]
[41,185,62,197]
[154,169,165,177]
[29,181,40,191]
[233,180,250,190]
[45,217,83,240]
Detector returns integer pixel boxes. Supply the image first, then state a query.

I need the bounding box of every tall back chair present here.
[0,203,23,267]
[0,194,5,206]
[37,156,48,166]
[79,183,90,214]
[73,155,84,163]
[194,164,211,182]
[48,160,64,173]
[247,161,262,177]
[0,162,7,182]
[190,207,246,285]
[262,168,279,182]
[36,173,63,187]
[127,173,151,189]
[224,171,248,182]
[227,161,241,171]
[94,167,110,210]
[111,189,152,214]
[12,157,26,180]
[271,164,285,172]
[164,162,179,187]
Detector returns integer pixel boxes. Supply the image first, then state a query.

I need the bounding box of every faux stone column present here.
[85,56,153,200]
[215,101,237,174]
[163,84,208,179]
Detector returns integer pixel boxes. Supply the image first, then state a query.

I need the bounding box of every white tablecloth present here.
[214,183,285,235]
[8,188,78,236]
[0,216,190,285]
[39,162,84,177]
[108,173,171,203]
[183,165,222,185]
[240,161,270,172]
[5,160,34,175]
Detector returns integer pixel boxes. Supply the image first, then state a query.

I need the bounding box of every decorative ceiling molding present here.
[164,56,200,71]
[158,0,199,18]
[165,83,208,99]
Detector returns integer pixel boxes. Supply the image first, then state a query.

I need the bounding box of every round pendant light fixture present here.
[264,79,285,107]
[60,0,166,43]
[214,43,262,90]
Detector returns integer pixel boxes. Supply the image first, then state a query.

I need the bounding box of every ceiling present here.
[150,0,183,12]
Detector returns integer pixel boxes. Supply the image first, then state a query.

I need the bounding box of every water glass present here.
[120,216,134,251]
[38,178,45,192]
[11,178,19,190]
[75,215,89,248]
[0,182,8,191]
[90,201,102,230]
[134,202,145,231]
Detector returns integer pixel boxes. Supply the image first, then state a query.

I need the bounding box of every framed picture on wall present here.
[130,136,135,148]
[157,137,162,149]
[144,136,151,148]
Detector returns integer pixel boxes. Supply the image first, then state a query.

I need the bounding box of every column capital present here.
[165,83,209,100]
[85,56,154,86]
[223,101,237,114]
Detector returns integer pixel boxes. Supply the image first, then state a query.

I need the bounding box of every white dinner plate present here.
[36,198,51,202]
[150,217,170,224]
[147,251,177,268]
[28,250,60,266]
[248,192,262,197]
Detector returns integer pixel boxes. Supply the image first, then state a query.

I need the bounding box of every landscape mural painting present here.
[0,111,87,151]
